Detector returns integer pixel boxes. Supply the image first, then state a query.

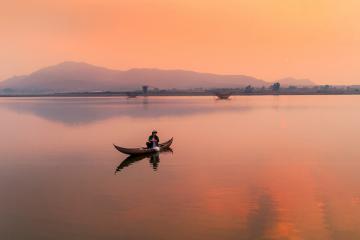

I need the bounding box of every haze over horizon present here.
[2,0,360,85]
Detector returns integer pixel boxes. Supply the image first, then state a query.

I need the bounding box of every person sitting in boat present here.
[146,130,160,149]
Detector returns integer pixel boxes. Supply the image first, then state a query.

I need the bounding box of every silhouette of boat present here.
[215,92,232,99]
[113,138,173,155]
[210,90,232,99]
[126,92,138,98]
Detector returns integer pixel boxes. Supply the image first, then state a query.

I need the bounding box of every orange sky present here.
[1,0,360,84]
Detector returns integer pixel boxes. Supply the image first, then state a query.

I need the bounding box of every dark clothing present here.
[146,134,159,148]
[148,135,159,142]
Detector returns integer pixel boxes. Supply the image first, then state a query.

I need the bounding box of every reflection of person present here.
[149,152,160,170]
[115,151,163,173]
[146,130,159,149]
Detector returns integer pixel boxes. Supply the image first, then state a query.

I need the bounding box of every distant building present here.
[142,85,149,94]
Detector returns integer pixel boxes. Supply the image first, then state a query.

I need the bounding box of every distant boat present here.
[126,92,138,98]
[113,138,173,155]
[214,92,232,100]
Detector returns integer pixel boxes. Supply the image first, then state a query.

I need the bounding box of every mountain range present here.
[0,62,314,93]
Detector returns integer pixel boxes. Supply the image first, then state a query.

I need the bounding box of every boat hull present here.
[113,138,173,155]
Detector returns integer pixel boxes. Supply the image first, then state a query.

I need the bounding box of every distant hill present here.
[277,77,315,86]
[0,62,269,94]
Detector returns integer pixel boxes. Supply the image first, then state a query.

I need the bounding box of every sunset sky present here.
[1,0,360,84]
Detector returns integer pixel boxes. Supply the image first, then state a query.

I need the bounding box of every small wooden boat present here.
[113,138,173,155]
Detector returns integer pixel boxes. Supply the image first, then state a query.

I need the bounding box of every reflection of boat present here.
[115,149,173,173]
[113,138,173,155]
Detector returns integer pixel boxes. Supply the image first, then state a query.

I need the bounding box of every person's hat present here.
[152,130,158,133]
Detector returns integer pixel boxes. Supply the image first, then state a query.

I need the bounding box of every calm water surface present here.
[0,96,360,240]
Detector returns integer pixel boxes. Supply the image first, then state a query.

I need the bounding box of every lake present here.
[0,96,360,240]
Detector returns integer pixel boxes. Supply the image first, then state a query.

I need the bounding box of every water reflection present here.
[0,97,252,125]
[245,192,278,240]
[149,153,160,170]
[1,96,360,239]
[115,149,173,173]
